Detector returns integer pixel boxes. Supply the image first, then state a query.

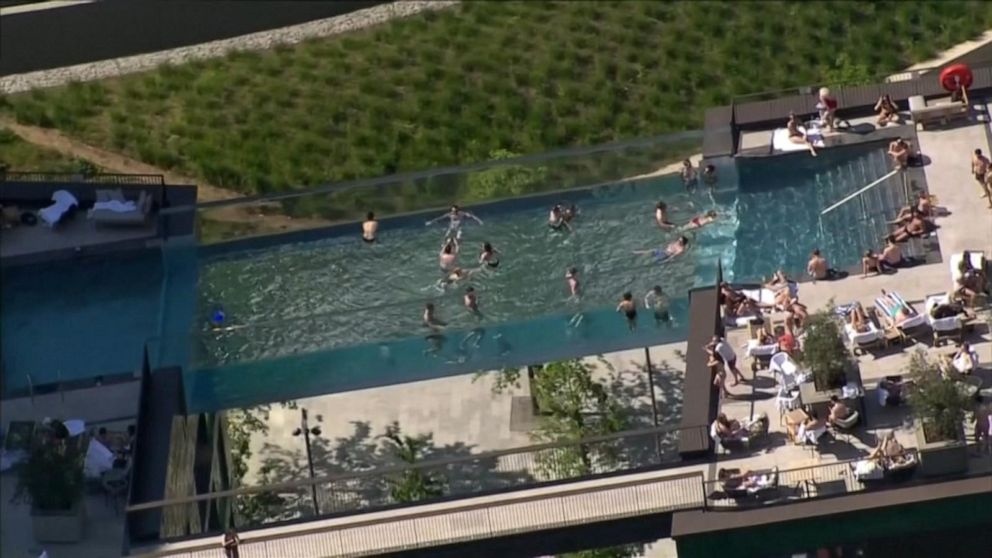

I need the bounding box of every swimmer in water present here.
[682,209,718,231]
[702,164,718,188]
[362,211,378,243]
[633,235,690,262]
[440,266,480,289]
[549,205,572,232]
[644,285,671,325]
[681,159,698,191]
[616,291,637,331]
[565,267,581,298]
[426,205,483,240]
[464,286,482,318]
[439,237,459,271]
[479,242,501,269]
[655,201,675,230]
[423,302,446,332]
[562,203,578,223]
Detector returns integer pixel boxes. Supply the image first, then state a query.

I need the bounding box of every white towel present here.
[84,439,115,479]
[93,200,138,213]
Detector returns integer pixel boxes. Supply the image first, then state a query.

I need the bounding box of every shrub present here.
[16,434,84,511]
[906,351,973,442]
[797,308,850,390]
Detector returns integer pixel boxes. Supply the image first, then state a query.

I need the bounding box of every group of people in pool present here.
[359,196,725,341]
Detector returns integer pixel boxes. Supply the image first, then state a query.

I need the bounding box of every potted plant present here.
[797,308,850,390]
[907,351,973,476]
[16,439,86,542]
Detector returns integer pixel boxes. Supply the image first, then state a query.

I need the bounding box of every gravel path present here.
[0,0,459,94]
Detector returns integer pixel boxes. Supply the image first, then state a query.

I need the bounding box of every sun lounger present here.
[924,293,964,345]
[38,189,79,227]
[88,189,153,227]
[875,292,928,336]
[844,321,885,355]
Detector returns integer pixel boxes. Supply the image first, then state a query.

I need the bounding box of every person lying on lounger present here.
[890,212,929,242]
[786,112,817,156]
[879,290,917,326]
[848,302,872,333]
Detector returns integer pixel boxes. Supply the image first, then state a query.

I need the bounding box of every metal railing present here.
[131,470,705,558]
[0,171,166,185]
[820,169,901,217]
[702,451,923,509]
[128,423,709,538]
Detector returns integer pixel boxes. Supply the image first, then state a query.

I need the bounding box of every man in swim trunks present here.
[439,238,459,271]
[426,205,483,240]
[972,148,990,196]
[890,213,928,243]
[806,249,830,280]
[362,211,378,243]
[891,193,932,224]
[549,205,572,232]
[880,236,903,269]
[565,267,581,298]
[423,302,446,332]
[644,285,670,325]
[634,236,690,262]
[681,159,698,191]
[787,112,818,156]
[655,201,675,230]
[616,292,637,331]
[479,242,501,269]
[683,210,718,230]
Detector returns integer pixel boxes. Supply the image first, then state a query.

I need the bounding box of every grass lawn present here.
[0,127,98,174]
[3,1,990,220]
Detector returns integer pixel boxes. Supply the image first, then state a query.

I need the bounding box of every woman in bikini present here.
[479,242,501,269]
[683,209,718,230]
[848,302,871,333]
[874,94,899,126]
[787,112,817,156]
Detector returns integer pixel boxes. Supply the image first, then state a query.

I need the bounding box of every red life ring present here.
[939,63,973,92]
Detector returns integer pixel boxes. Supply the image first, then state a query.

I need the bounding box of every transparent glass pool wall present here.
[182,130,739,412]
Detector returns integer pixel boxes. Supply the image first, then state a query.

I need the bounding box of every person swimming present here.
[439,266,480,289]
[565,267,581,298]
[426,205,483,240]
[702,164,718,188]
[644,285,670,324]
[616,291,637,331]
[549,205,572,232]
[479,242,501,269]
[439,237,459,271]
[562,203,578,223]
[633,235,690,262]
[464,286,482,318]
[362,211,378,243]
[682,209,718,230]
[423,302,446,332]
[655,201,675,230]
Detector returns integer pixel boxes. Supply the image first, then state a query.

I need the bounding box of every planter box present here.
[32,500,85,543]
[914,419,968,477]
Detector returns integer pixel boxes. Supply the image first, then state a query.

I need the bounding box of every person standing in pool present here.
[565,267,581,299]
[644,285,671,325]
[423,302,446,331]
[549,205,572,232]
[703,165,718,188]
[616,292,637,331]
[362,211,378,243]
[464,286,482,317]
[655,201,675,230]
[426,205,483,240]
[681,159,698,191]
[633,236,690,262]
[562,203,578,224]
[439,237,459,271]
[479,242,501,269]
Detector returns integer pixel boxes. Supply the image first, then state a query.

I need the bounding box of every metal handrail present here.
[1,171,166,185]
[126,422,707,513]
[820,169,900,216]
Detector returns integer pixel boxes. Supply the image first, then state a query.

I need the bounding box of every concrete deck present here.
[0,213,158,264]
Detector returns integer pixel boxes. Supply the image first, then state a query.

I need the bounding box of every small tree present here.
[796,308,849,390]
[906,351,974,442]
[16,441,84,512]
[379,422,444,503]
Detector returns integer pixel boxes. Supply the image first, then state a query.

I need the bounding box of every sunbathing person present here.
[719,282,762,318]
[892,193,933,224]
[806,249,837,280]
[786,112,817,156]
[717,468,776,491]
[775,289,809,327]
[929,298,975,321]
[890,212,929,242]
[958,251,989,293]
[862,250,883,277]
[763,269,792,291]
[880,236,904,269]
[789,411,826,444]
[848,302,871,333]
[713,413,744,440]
[828,395,853,424]
[869,431,910,466]
[888,138,911,169]
[879,290,917,326]
[874,94,900,126]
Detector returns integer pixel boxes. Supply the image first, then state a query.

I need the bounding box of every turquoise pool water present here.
[1,252,164,394]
